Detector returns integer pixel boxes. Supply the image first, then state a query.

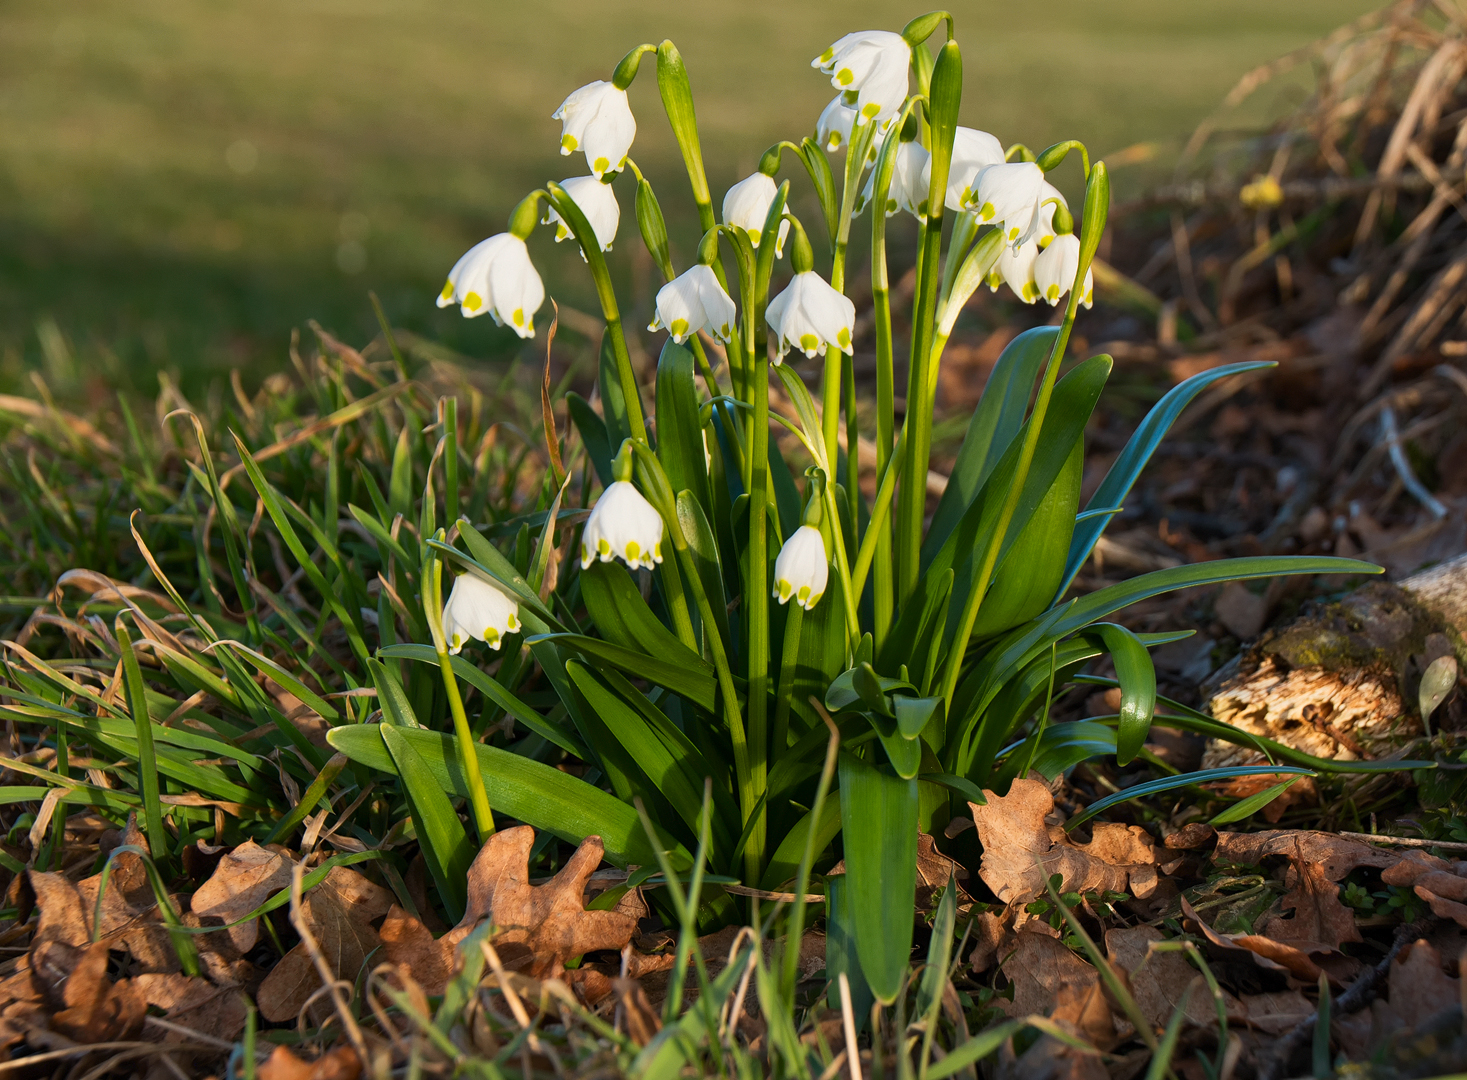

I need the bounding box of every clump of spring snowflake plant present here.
[329,10,1374,1013]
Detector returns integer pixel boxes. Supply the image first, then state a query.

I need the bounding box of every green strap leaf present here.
[1066,765,1315,829]
[1094,622,1156,766]
[381,724,472,922]
[327,723,688,869]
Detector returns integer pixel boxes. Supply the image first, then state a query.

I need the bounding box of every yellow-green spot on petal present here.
[819,47,834,63]
[778,580,793,601]
[653,542,662,561]
[886,199,897,213]
[861,102,880,119]
[670,318,689,339]
[837,327,851,349]
[484,627,499,646]
[561,133,578,152]
[1023,284,1039,301]
[451,632,464,650]
[836,68,854,86]
[597,537,611,555]
[512,308,524,326]
[1046,285,1061,301]
[918,199,928,216]
[1008,227,1020,243]
[829,133,842,150]
[799,333,819,353]
[508,614,519,630]
[797,585,811,603]
[593,156,610,174]
[463,292,483,312]
[440,280,455,301]
[625,540,641,563]
[979,202,996,221]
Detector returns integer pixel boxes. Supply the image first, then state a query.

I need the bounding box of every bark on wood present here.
[1201,554,1467,766]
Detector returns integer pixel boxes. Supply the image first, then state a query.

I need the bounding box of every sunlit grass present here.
[1,0,1378,388]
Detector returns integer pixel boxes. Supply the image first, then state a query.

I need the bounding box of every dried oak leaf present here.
[1212,829,1398,881]
[256,866,392,1024]
[457,826,639,979]
[379,905,454,995]
[968,781,1159,906]
[133,972,248,1042]
[190,839,292,953]
[1261,854,1362,951]
[1180,896,1326,985]
[1231,989,1314,1035]
[1106,925,1239,1028]
[995,926,1111,1038]
[1336,939,1461,1057]
[41,940,146,1043]
[258,1044,362,1080]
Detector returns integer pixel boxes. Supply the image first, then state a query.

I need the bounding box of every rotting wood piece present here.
[1201,556,1467,766]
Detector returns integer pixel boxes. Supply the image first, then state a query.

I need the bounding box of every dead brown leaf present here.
[454,827,640,979]
[43,940,146,1043]
[1212,830,1399,880]
[258,1044,362,1080]
[1181,897,1327,984]
[614,977,663,1046]
[1261,854,1362,950]
[380,905,454,995]
[256,866,390,1023]
[190,839,292,952]
[969,781,1159,906]
[995,927,1105,1026]
[1233,989,1314,1034]
[1106,925,1238,1028]
[133,972,248,1042]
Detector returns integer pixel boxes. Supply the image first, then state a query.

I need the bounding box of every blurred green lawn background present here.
[2,0,1378,392]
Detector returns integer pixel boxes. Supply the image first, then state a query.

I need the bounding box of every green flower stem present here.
[843,356,859,528]
[658,550,699,654]
[869,98,924,648]
[770,600,804,769]
[937,162,1108,710]
[745,182,789,882]
[898,42,961,609]
[821,116,879,478]
[631,444,756,881]
[423,549,494,840]
[443,397,459,526]
[545,181,647,444]
[820,480,863,656]
[849,431,907,602]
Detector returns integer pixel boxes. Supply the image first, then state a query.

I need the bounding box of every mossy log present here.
[1201,555,1467,767]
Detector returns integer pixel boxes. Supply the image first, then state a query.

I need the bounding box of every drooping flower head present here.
[987,240,1041,303]
[817,95,859,153]
[933,127,1005,212]
[861,139,931,219]
[553,81,636,178]
[650,264,737,344]
[437,233,544,338]
[812,31,910,128]
[773,525,829,611]
[722,172,790,255]
[967,161,1047,247]
[766,218,854,363]
[1034,233,1093,309]
[543,175,620,255]
[581,444,664,571]
[442,573,521,654]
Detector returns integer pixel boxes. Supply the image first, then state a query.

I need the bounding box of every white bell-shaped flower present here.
[442,573,521,654]
[987,240,1041,303]
[773,525,829,611]
[1033,233,1094,309]
[543,175,620,254]
[933,127,1006,212]
[766,271,856,362]
[649,264,737,344]
[581,480,664,570]
[861,140,931,219]
[968,161,1047,246]
[722,173,790,255]
[817,95,859,153]
[1033,181,1068,246]
[553,81,636,178]
[811,31,909,127]
[437,234,544,338]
